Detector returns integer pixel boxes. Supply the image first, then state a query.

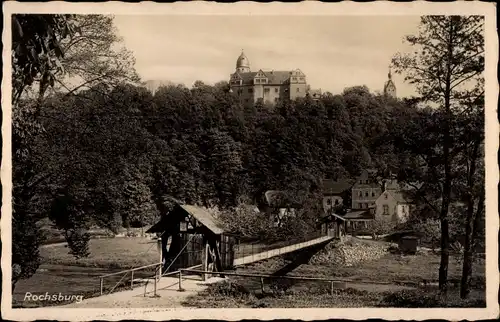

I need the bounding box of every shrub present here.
[207,280,250,298]
[367,219,396,237]
[381,289,485,308]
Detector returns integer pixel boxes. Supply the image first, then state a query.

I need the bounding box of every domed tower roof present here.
[236,50,250,69]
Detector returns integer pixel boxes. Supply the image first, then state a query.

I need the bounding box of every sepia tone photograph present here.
[1,1,498,321]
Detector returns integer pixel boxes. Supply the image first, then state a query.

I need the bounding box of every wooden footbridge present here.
[98,203,336,296]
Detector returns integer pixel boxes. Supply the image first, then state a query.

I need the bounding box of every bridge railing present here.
[233,230,329,264]
[179,268,350,296]
[98,262,162,296]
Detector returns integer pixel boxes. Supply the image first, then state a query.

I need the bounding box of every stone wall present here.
[309,237,387,267]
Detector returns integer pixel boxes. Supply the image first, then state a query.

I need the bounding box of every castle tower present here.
[383,68,397,98]
[236,50,250,73]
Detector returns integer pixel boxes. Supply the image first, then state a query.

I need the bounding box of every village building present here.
[146,203,238,274]
[259,190,301,228]
[351,169,382,210]
[321,178,354,214]
[229,50,321,107]
[374,189,412,223]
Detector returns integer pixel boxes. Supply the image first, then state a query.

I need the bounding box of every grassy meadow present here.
[13,237,162,307]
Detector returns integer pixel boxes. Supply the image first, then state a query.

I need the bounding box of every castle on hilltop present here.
[229,50,322,107]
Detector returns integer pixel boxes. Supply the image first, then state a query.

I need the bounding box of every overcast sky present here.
[113,15,421,97]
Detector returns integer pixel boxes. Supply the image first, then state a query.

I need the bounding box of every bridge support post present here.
[178,270,184,291]
[201,242,209,281]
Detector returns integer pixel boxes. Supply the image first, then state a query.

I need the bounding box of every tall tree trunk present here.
[439,17,454,293]
[460,139,482,298]
[460,195,475,298]
[461,192,485,298]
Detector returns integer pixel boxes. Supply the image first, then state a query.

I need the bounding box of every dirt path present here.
[60,275,219,309]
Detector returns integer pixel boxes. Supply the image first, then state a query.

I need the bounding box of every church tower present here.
[236,50,250,73]
[383,68,397,98]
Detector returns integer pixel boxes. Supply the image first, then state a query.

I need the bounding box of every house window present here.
[275,88,279,93]
[326,199,332,205]
[365,191,369,197]
[248,88,253,93]
[334,199,339,205]
[383,205,389,215]
[274,97,279,102]
[372,192,375,197]
[296,88,300,92]
[359,191,362,197]
[264,88,270,93]
[359,203,363,209]
[384,193,388,199]
[245,99,249,103]
[299,77,304,81]
[359,180,362,184]
[364,203,368,209]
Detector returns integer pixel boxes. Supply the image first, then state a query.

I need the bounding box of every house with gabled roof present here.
[321,178,354,214]
[375,189,413,223]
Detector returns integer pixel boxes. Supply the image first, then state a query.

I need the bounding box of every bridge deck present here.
[233,235,334,266]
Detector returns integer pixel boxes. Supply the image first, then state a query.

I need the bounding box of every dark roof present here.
[322,179,354,195]
[264,190,303,208]
[342,210,374,221]
[236,70,292,86]
[238,72,257,85]
[181,205,224,235]
[263,70,292,84]
[319,212,347,223]
[146,204,225,235]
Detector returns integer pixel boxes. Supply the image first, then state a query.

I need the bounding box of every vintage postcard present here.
[1,1,498,321]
